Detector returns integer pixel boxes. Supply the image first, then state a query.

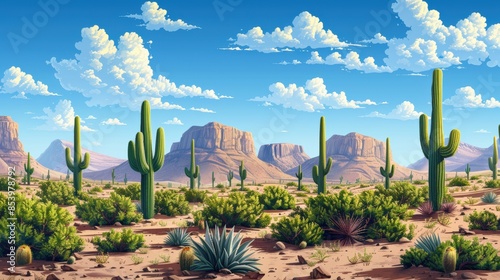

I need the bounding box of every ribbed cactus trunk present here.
[65,116,90,196]
[419,69,460,212]
[312,116,333,194]
[24,152,34,185]
[239,160,247,190]
[111,168,115,184]
[227,170,233,187]
[465,164,470,181]
[128,101,165,219]
[380,138,395,189]
[489,136,498,180]
[295,164,303,191]
[211,171,215,188]
[184,139,199,190]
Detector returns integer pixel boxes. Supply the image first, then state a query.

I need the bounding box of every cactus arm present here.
[79,152,90,169]
[419,114,430,159]
[380,166,387,176]
[389,164,395,177]
[488,157,495,169]
[128,141,140,172]
[152,128,165,172]
[324,157,333,175]
[312,165,319,184]
[242,169,247,179]
[195,165,200,178]
[134,133,150,174]
[439,129,461,158]
[184,167,191,177]
[65,148,75,172]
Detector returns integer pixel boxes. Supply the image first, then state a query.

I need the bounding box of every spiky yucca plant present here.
[164,228,192,246]
[415,233,441,254]
[327,215,366,246]
[440,202,457,214]
[190,223,260,273]
[481,192,499,204]
[417,201,434,216]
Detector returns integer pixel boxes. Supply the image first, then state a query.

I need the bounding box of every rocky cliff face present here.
[0,116,23,152]
[87,122,293,183]
[258,143,310,172]
[287,132,424,182]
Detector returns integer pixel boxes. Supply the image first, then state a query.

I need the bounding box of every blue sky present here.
[1,0,500,167]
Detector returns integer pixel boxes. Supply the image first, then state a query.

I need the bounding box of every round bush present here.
[155,190,190,216]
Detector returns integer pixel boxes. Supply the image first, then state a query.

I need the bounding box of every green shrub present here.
[374,182,427,208]
[412,180,426,185]
[184,189,208,203]
[448,177,470,187]
[485,180,500,188]
[91,229,145,252]
[36,181,78,206]
[0,193,84,261]
[114,183,141,200]
[0,177,19,191]
[468,210,499,230]
[286,182,297,187]
[155,190,190,216]
[271,215,323,245]
[259,186,296,210]
[89,186,103,194]
[193,192,271,228]
[75,193,143,226]
[103,183,112,189]
[401,234,500,271]
[215,183,225,189]
[470,175,480,180]
[367,216,415,241]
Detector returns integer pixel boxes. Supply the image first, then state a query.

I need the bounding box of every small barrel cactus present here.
[442,246,457,274]
[299,241,307,249]
[15,245,32,266]
[67,256,76,264]
[180,246,195,271]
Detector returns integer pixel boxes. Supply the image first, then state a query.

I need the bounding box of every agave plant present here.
[164,228,192,246]
[417,201,434,216]
[190,223,260,273]
[415,232,441,254]
[326,215,366,246]
[440,202,457,214]
[481,192,499,204]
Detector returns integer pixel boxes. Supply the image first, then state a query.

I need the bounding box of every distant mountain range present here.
[37,139,126,173]
[408,139,495,172]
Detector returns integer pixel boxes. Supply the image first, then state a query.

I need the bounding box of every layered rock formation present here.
[287,132,424,182]
[86,122,294,183]
[37,139,125,173]
[258,143,310,172]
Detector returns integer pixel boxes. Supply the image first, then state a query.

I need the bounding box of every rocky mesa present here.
[258,143,310,172]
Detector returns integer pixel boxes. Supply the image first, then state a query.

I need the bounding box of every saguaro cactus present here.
[24,152,34,185]
[111,168,116,185]
[465,163,470,181]
[409,171,413,183]
[211,171,215,188]
[239,160,247,190]
[295,164,303,191]
[312,116,333,194]
[46,170,50,181]
[419,69,460,212]
[66,169,70,181]
[128,100,165,219]
[184,139,199,190]
[66,116,91,196]
[489,136,498,180]
[227,170,233,187]
[124,173,128,184]
[339,175,343,185]
[198,173,201,189]
[380,138,395,189]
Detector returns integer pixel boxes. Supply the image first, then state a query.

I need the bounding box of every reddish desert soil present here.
[3,175,500,280]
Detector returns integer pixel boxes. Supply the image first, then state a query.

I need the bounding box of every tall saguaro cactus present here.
[380,138,395,189]
[211,171,215,188]
[128,101,165,219]
[312,116,333,194]
[419,69,461,212]
[66,116,91,196]
[239,161,247,190]
[227,170,233,187]
[295,164,303,191]
[409,171,413,183]
[24,152,34,185]
[46,170,50,181]
[184,139,199,190]
[489,136,498,180]
[465,164,470,181]
[111,168,116,185]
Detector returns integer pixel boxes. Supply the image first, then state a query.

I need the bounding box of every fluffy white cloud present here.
[251,77,375,112]
[233,12,350,53]
[190,107,215,113]
[101,118,126,126]
[1,66,58,98]
[307,51,392,73]
[125,1,199,32]
[361,33,389,44]
[277,59,302,65]
[219,95,234,99]
[49,25,218,111]
[263,101,273,107]
[475,129,490,133]
[36,99,94,131]
[355,99,377,105]
[443,86,500,108]
[86,115,97,120]
[164,117,183,125]
[362,101,423,120]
